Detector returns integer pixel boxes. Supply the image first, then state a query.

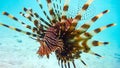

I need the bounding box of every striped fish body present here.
[37,23,62,57]
[37,18,74,57]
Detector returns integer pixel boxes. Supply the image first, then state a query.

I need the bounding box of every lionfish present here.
[0,0,116,68]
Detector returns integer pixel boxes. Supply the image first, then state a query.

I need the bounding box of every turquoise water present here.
[0,0,120,68]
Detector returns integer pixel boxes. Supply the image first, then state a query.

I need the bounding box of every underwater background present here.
[0,0,120,68]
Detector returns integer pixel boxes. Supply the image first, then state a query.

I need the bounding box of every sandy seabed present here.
[0,33,120,68]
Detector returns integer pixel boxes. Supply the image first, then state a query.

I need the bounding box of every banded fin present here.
[20,12,32,21]
[20,8,50,30]
[0,22,40,38]
[23,7,33,15]
[36,0,52,23]
[59,0,62,17]
[33,12,51,28]
[64,60,67,68]
[52,1,59,21]
[37,39,63,58]
[23,7,51,27]
[68,62,70,68]
[79,40,108,57]
[79,59,87,66]
[46,0,57,24]
[2,12,35,30]
[61,0,70,23]
[88,51,103,57]
[52,0,62,21]
[58,0,71,35]
[61,60,63,68]
[37,40,52,58]
[3,11,45,35]
[59,0,70,33]
[72,60,76,68]
[68,0,94,32]
[79,23,115,39]
[79,10,109,33]
[20,12,45,33]
[23,8,40,28]
[79,40,109,48]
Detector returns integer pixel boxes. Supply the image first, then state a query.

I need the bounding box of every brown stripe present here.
[50,9,54,15]
[13,17,18,21]
[103,42,109,45]
[75,15,82,20]
[34,20,39,27]
[26,32,38,37]
[33,27,38,32]
[106,24,114,27]
[52,19,56,23]
[91,16,98,22]
[81,24,90,29]
[37,31,40,34]
[82,40,90,52]
[3,12,18,21]
[63,5,68,11]
[44,41,52,51]
[94,28,101,33]
[61,15,67,20]
[3,12,9,15]
[82,4,89,10]
[84,33,92,37]
[82,40,87,47]
[30,13,33,17]
[1,23,39,37]
[27,16,32,21]
[15,28,22,32]
[47,0,51,3]
[68,26,74,31]
[2,24,9,27]
[46,30,57,37]
[45,34,57,41]
[92,41,99,46]
[71,22,77,26]
[26,32,31,35]
[45,38,56,46]
[103,10,108,14]
[34,13,39,17]
[26,25,31,29]
[61,23,65,31]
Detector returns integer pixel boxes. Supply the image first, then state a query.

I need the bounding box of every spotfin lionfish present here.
[0,0,116,68]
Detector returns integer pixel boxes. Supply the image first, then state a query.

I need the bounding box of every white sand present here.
[0,32,119,68]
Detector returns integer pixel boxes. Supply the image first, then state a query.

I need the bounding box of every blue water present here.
[0,0,120,68]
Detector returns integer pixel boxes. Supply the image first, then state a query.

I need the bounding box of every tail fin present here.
[37,40,51,58]
[37,40,63,58]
